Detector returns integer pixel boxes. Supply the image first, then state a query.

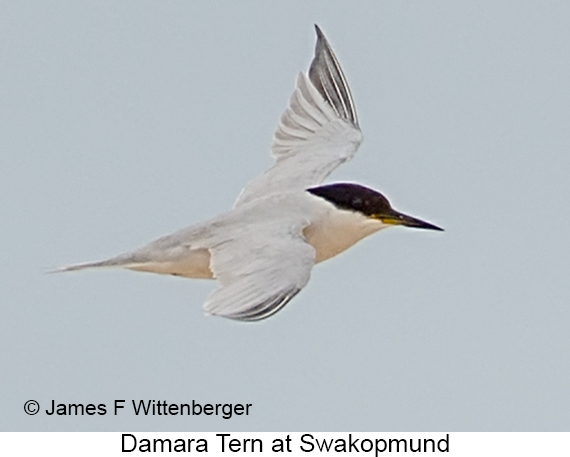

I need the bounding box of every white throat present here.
[303,207,388,264]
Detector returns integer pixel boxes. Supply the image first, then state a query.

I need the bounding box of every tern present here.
[59,26,443,321]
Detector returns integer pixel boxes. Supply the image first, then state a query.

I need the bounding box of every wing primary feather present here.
[222,288,301,322]
[309,25,358,127]
[311,28,348,121]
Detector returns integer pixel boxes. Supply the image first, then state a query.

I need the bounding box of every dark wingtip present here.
[308,24,359,127]
[313,24,327,51]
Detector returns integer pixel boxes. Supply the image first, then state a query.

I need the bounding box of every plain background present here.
[1,1,569,431]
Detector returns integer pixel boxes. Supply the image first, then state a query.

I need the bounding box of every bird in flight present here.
[58,25,443,321]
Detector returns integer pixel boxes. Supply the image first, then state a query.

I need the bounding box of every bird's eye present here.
[352,197,363,207]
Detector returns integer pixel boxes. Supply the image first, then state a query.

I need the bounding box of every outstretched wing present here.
[203,220,315,321]
[235,25,363,207]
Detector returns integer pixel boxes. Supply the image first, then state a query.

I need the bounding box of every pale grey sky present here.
[1,1,569,431]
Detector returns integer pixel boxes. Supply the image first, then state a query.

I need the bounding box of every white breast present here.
[303,204,388,264]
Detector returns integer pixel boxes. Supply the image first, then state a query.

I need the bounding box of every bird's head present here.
[307,183,443,231]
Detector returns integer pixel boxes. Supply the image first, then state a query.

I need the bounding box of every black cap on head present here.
[307,183,392,216]
[307,183,443,231]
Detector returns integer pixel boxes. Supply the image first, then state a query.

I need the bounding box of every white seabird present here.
[58,26,443,321]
